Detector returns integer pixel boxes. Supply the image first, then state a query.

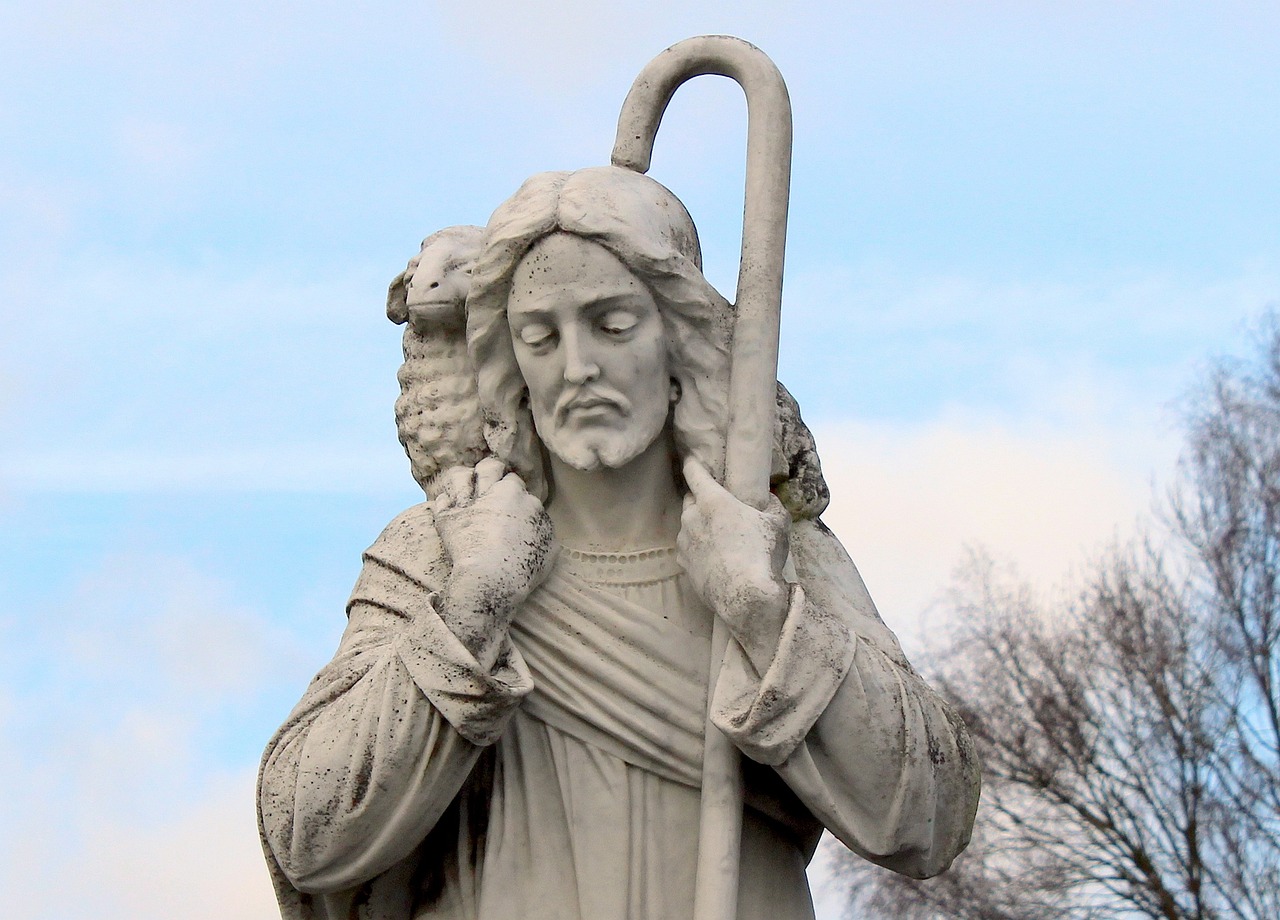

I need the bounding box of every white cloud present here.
[80,770,279,920]
[782,259,1280,376]
[0,245,414,495]
[0,445,410,494]
[0,555,317,880]
[4,768,280,920]
[812,411,1173,646]
[45,552,311,704]
[804,405,1182,914]
[0,552,321,917]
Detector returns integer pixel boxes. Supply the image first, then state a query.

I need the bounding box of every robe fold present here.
[258,504,979,919]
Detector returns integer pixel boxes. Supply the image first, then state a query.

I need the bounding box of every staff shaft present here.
[612,35,793,920]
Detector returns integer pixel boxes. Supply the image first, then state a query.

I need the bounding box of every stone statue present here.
[257,37,979,920]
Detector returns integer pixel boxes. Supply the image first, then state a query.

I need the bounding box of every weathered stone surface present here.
[258,38,978,920]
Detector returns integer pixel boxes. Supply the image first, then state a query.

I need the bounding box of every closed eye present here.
[518,323,556,348]
[599,310,639,337]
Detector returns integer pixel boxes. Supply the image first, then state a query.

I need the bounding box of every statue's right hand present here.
[431,457,510,517]
[432,458,554,609]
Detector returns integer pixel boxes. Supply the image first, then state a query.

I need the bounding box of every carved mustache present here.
[554,387,632,423]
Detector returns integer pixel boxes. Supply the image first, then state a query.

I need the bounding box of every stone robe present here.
[257,503,979,919]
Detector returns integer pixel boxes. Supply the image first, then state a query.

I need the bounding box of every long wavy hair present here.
[466,167,733,502]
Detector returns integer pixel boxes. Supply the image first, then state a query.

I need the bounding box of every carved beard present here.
[535,389,671,473]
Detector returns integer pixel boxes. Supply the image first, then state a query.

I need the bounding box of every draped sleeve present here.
[256,502,533,910]
[710,518,980,879]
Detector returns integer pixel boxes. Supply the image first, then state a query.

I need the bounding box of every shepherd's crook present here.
[612,35,792,920]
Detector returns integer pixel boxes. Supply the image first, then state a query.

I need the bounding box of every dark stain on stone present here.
[412,748,495,910]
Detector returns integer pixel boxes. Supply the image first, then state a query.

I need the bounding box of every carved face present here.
[405,234,478,329]
[507,232,671,472]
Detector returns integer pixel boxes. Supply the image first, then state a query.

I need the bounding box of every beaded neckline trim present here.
[555,544,681,585]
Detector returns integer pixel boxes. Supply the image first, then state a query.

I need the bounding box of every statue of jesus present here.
[257,166,979,920]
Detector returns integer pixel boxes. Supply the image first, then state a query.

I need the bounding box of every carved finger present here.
[431,492,454,516]
[438,465,477,508]
[473,457,507,497]
[502,471,529,493]
[681,457,719,500]
[485,472,531,506]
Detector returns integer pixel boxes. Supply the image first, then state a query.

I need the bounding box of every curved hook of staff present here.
[611,35,793,920]
[612,32,791,506]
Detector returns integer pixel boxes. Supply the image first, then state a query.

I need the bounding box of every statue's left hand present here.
[678,458,791,673]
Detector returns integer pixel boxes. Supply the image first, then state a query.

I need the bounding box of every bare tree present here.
[833,317,1280,920]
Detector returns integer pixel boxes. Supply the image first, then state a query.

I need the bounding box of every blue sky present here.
[2,2,1278,916]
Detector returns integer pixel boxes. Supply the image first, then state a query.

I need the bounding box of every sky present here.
[2,2,1278,917]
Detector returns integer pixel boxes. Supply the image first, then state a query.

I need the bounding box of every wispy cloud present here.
[3,767,279,920]
[0,445,409,493]
[813,410,1172,647]
[2,6,1277,917]
[779,261,1279,426]
[0,552,320,917]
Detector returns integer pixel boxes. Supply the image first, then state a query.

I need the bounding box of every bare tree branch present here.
[834,312,1280,920]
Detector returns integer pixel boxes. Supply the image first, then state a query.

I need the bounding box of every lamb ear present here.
[386,271,409,324]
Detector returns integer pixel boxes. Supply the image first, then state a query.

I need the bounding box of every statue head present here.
[467,167,732,501]
[387,225,485,334]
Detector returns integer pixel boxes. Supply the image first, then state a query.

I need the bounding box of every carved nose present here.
[562,332,600,384]
[564,356,601,385]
